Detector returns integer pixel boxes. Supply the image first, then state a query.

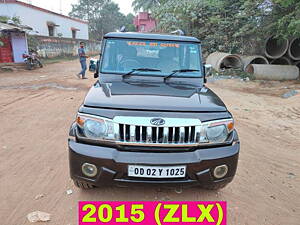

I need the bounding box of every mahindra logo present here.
[150,118,165,126]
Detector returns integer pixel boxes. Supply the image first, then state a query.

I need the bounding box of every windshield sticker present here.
[127,41,179,48]
[160,43,180,48]
[127,41,147,46]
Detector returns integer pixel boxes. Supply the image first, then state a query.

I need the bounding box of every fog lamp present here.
[213,165,228,179]
[82,163,98,177]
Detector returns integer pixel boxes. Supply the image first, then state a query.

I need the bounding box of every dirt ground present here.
[0,60,299,225]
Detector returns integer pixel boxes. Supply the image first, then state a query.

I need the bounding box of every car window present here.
[101,39,202,77]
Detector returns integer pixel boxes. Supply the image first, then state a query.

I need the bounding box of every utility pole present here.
[59,0,62,14]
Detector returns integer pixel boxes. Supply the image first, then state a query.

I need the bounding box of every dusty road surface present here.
[0,60,299,225]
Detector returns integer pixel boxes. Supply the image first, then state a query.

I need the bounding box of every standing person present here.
[77,42,89,79]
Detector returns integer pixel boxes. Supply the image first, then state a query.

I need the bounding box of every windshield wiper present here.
[122,68,161,79]
[164,69,200,82]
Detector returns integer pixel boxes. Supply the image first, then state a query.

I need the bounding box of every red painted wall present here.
[0,35,13,63]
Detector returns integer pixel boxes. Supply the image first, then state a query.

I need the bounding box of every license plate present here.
[128,165,186,178]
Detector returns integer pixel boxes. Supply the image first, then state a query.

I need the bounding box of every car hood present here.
[83,81,227,112]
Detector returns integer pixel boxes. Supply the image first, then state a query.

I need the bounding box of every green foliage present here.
[272,0,300,38]
[69,0,132,39]
[132,0,162,12]
[0,16,21,24]
[27,35,39,51]
[147,0,300,55]
[69,0,300,52]
[0,16,10,23]
[124,13,136,32]
[152,0,246,54]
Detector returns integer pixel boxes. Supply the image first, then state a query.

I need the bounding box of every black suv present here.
[69,32,240,190]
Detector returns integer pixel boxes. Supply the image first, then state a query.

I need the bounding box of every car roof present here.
[104,32,201,43]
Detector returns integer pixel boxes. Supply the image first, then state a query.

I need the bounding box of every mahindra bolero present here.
[68,32,240,190]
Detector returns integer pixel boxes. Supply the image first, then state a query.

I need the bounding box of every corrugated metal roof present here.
[0,22,32,32]
[0,22,22,31]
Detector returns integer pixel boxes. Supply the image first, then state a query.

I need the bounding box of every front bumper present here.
[68,132,240,187]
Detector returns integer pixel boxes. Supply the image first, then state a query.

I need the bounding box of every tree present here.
[152,0,244,54]
[124,13,136,32]
[233,0,300,52]
[92,2,125,37]
[69,0,126,39]
[151,0,300,55]
[264,0,300,38]
[132,0,162,12]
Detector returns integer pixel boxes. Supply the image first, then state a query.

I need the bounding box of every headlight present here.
[76,113,115,140]
[202,119,234,144]
[206,125,228,142]
[83,119,107,138]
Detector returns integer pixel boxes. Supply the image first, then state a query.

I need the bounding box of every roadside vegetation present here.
[133,0,300,55]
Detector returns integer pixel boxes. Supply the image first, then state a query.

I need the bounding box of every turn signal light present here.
[76,116,85,127]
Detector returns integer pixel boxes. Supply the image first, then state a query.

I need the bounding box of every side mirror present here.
[204,64,212,77]
[94,60,100,78]
[203,64,212,83]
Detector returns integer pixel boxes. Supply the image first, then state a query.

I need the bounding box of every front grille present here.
[112,116,203,147]
[116,124,202,146]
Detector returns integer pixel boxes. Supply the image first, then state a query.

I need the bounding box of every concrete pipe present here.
[206,52,243,72]
[246,64,299,80]
[241,55,269,71]
[265,36,289,59]
[288,38,300,60]
[270,56,293,65]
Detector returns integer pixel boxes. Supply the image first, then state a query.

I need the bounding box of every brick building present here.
[133,12,156,32]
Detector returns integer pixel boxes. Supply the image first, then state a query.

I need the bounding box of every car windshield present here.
[100,38,202,77]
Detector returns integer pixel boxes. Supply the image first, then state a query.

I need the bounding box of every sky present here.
[19,0,134,16]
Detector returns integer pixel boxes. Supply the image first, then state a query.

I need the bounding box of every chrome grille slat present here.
[130,125,135,142]
[139,126,142,142]
[146,127,152,143]
[114,123,120,140]
[122,124,126,142]
[187,127,191,143]
[179,127,185,143]
[174,127,180,143]
[155,127,159,143]
[195,126,201,143]
[172,127,176,143]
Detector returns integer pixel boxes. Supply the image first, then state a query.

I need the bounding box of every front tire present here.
[26,61,33,70]
[37,60,43,68]
[73,180,95,189]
